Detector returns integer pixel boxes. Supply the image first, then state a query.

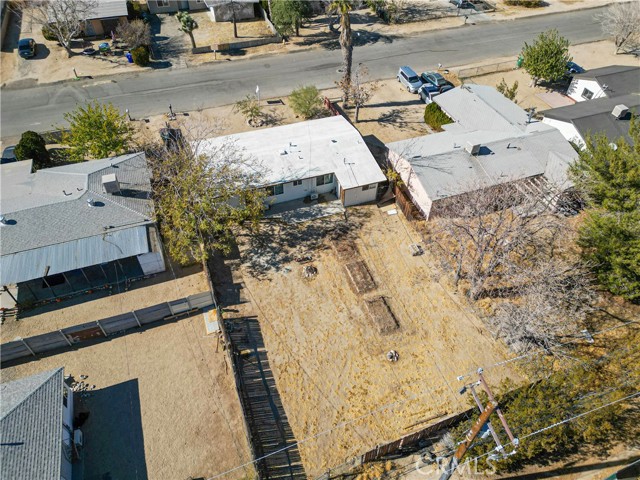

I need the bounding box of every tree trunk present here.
[188,31,196,49]
[62,40,73,58]
[267,0,273,19]
[233,12,238,38]
[339,13,353,104]
[354,104,360,122]
[295,20,300,37]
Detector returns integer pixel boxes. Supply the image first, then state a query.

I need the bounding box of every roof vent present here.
[611,104,628,119]
[102,173,121,194]
[87,198,95,207]
[465,142,481,155]
[0,215,7,225]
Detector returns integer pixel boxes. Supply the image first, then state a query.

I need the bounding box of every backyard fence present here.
[0,291,214,363]
[457,60,517,79]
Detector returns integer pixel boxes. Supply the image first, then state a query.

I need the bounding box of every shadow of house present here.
[78,379,148,480]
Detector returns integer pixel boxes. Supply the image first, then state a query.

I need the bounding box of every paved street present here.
[0,8,607,140]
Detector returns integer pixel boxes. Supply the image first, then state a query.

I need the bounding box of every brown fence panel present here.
[394,185,424,221]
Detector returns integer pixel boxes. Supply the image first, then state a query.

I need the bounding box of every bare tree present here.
[425,181,565,300]
[598,2,640,54]
[489,258,596,354]
[18,0,98,57]
[116,19,151,50]
[348,64,378,122]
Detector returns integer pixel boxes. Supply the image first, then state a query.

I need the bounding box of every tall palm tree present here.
[330,0,355,103]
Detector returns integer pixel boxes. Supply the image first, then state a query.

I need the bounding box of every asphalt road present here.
[0,7,606,140]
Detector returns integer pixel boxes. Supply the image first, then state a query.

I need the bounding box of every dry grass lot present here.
[234,205,522,475]
[1,312,252,480]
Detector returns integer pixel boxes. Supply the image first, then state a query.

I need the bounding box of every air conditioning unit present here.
[74,429,84,448]
[310,193,319,201]
[611,104,628,119]
[465,142,481,155]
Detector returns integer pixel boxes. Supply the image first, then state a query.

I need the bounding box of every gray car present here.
[1,145,17,164]
[397,66,423,93]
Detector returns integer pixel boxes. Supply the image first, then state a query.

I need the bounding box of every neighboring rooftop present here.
[0,153,155,285]
[1,368,65,480]
[543,93,640,144]
[572,65,640,98]
[87,0,128,20]
[389,85,578,200]
[196,115,386,190]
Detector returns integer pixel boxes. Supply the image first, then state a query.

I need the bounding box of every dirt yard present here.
[1,312,253,480]
[0,262,209,342]
[230,205,523,475]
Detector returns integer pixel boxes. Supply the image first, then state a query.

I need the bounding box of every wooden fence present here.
[0,291,214,363]
[394,185,424,222]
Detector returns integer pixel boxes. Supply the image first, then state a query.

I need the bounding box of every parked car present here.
[449,0,473,8]
[18,38,36,58]
[419,83,454,104]
[566,62,585,75]
[1,145,17,164]
[420,71,453,91]
[397,66,423,93]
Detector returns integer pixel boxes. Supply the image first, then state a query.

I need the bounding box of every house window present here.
[265,184,284,196]
[156,0,170,7]
[362,183,377,191]
[581,88,594,100]
[293,180,302,186]
[316,173,333,186]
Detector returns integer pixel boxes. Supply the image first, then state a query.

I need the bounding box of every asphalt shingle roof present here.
[572,65,640,98]
[1,368,65,480]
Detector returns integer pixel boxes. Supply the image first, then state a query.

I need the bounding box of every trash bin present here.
[516,54,524,68]
[125,52,133,63]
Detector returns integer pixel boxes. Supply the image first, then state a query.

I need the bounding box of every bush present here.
[424,103,452,131]
[42,25,58,42]
[505,0,544,7]
[289,85,322,119]
[131,45,150,66]
[15,131,51,170]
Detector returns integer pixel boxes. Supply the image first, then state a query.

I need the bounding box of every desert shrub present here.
[505,0,545,7]
[424,103,452,130]
[496,78,519,102]
[42,25,58,41]
[131,45,150,66]
[289,85,322,119]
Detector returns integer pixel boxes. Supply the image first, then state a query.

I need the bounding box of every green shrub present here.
[131,46,150,66]
[504,0,544,7]
[42,25,58,42]
[424,103,452,131]
[289,85,322,119]
[15,131,51,170]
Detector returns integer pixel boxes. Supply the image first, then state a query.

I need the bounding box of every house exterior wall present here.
[388,150,434,219]
[567,78,607,103]
[542,117,585,147]
[263,175,338,206]
[61,384,74,480]
[147,0,180,14]
[343,183,378,207]
[84,17,127,36]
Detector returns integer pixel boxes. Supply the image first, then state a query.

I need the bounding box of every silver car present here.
[397,66,423,93]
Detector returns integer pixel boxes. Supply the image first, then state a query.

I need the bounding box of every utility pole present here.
[439,369,518,480]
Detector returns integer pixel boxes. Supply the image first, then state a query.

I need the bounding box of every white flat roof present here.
[196,115,386,190]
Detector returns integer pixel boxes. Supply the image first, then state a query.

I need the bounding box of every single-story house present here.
[565,65,640,103]
[388,84,578,219]
[147,0,259,21]
[0,153,165,308]
[1,368,75,480]
[542,94,639,147]
[196,115,387,207]
[83,0,129,37]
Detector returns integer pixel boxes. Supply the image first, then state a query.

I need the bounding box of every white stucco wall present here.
[264,176,336,206]
[542,117,585,147]
[343,183,378,207]
[567,78,606,103]
[388,151,434,219]
[61,384,74,480]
